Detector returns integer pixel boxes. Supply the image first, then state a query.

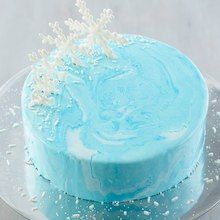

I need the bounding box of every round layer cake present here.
[22,35,208,202]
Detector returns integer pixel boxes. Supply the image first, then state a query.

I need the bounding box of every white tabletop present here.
[0,0,220,219]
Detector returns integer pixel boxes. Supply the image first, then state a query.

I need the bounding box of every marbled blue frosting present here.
[22,35,208,202]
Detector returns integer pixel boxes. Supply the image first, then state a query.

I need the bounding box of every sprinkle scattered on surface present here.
[208,152,214,157]
[30,196,37,203]
[186,199,194,205]
[21,193,27,197]
[89,204,95,210]
[212,127,217,134]
[153,201,159,207]
[12,123,19,128]
[162,211,170,216]
[32,207,38,212]
[47,138,54,142]
[41,191,46,198]
[143,210,151,216]
[6,151,12,155]
[216,175,219,181]
[215,159,220,165]
[71,213,80,219]
[171,196,179,202]
[59,194,62,200]
[18,187,23,192]
[123,211,127,216]
[13,105,20,109]
[0,128,6,133]
[75,197,79,205]
[205,178,213,184]
[147,196,151,203]
[6,159,10,166]
[8,144,16,148]
[9,108,16,116]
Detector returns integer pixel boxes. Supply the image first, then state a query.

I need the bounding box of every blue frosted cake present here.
[22,0,208,202]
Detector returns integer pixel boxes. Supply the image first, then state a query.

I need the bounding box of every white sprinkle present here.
[6,159,10,166]
[13,105,20,109]
[9,108,16,116]
[12,123,19,128]
[143,210,151,216]
[212,127,217,134]
[217,112,220,116]
[71,213,80,219]
[56,212,59,217]
[171,196,179,202]
[215,159,220,165]
[89,204,95,210]
[212,99,217,103]
[216,175,219,181]
[203,177,209,181]
[6,151,12,155]
[32,207,38,211]
[206,145,211,149]
[41,191,46,198]
[47,138,54,142]
[88,76,92,81]
[0,128,6,133]
[208,152,214,157]
[147,196,151,203]
[205,178,213,184]
[186,199,194,205]
[8,144,16,148]
[75,197,79,205]
[30,199,37,203]
[153,201,159,207]
[162,211,170,216]
[54,119,59,126]
[18,187,23,192]
[123,211,127,216]
[29,196,37,203]
[59,194,62,200]
[21,193,27,197]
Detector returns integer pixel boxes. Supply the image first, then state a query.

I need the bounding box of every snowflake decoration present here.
[28,0,128,107]
[65,0,128,58]
[28,49,51,70]
[29,73,58,107]
[39,22,88,66]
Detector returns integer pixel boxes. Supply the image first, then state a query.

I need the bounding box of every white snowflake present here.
[65,0,128,58]
[30,73,58,107]
[39,22,86,66]
[28,0,128,107]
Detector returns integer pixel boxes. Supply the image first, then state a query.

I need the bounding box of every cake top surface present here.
[22,34,209,162]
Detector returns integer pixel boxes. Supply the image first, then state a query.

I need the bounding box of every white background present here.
[0,0,220,219]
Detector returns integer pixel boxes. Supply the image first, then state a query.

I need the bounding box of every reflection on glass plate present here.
[0,67,220,220]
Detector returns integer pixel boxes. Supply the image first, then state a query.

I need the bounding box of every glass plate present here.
[0,67,220,220]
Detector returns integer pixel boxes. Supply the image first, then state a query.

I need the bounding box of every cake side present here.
[22,34,208,202]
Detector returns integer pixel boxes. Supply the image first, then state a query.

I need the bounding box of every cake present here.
[22,0,208,202]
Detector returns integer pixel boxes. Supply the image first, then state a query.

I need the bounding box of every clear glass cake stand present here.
[0,67,220,220]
